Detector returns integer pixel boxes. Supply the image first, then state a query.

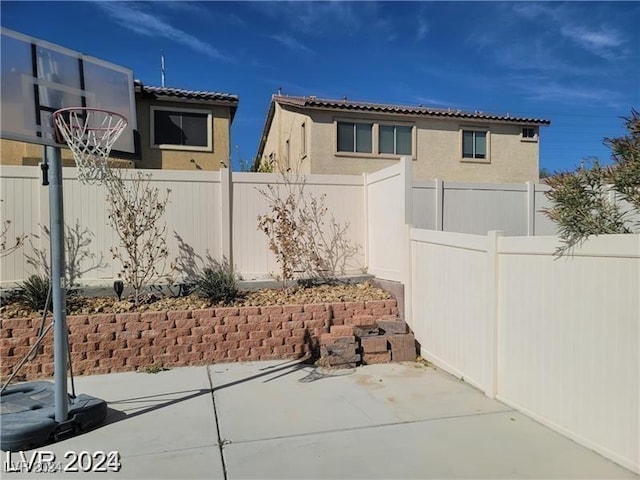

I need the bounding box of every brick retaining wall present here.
[1,300,398,381]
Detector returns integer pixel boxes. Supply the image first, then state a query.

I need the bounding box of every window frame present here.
[335,120,374,155]
[460,126,490,163]
[377,122,415,157]
[150,105,213,152]
[335,118,416,159]
[521,126,538,142]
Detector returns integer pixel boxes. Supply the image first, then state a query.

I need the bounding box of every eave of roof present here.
[274,95,550,125]
[256,94,550,163]
[135,82,239,121]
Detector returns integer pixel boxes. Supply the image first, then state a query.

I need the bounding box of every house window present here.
[337,121,372,153]
[522,127,537,141]
[151,106,212,151]
[462,130,487,159]
[379,125,412,155]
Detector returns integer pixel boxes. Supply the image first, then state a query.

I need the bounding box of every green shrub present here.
[196,260,239,305]
[17,274,51,311]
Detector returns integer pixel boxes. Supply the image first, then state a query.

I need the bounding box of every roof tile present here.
[273,95,549,125]
[137,83,238,104]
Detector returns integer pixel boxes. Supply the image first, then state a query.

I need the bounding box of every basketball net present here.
[53,108,128,185]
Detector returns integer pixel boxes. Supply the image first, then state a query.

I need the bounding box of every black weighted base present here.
[0,381,107,451]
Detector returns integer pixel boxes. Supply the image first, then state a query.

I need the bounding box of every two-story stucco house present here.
[0,82,239,171]
[255,95,550,182]
[133,82,238,170]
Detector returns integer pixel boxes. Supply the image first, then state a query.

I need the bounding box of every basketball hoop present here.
[53,107,128,185]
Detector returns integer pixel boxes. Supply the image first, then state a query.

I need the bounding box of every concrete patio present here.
[3,360,637,479]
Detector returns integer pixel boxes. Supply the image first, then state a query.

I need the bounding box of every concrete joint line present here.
[207,365,229,480]
[229,408,515,446]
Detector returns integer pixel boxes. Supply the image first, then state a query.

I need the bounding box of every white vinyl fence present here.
[230,172,366,280]
[411,229,640,473]
[413,180,558,235]
[1,166,226,286]
[0,166,367,286]
[364,160,412,283]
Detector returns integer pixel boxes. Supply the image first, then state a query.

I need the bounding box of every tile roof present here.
[272,95,550,125]
[139,84,239,103]
[135,81,239,121]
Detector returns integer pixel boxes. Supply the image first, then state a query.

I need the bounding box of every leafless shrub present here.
[256,162,361,289]
[105,169,171,306]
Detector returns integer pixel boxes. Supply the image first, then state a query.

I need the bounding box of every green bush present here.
[17,274,51,311]
[196,260,239,305]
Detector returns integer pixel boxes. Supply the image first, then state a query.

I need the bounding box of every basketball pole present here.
[45,145,69,423]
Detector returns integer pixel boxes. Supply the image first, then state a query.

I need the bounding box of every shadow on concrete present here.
[101,360,309,426]
[101,359,359,428]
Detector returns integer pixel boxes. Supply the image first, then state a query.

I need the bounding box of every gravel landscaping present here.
[0,281,392,319]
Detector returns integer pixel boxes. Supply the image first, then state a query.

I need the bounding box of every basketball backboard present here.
[1,27,138,157]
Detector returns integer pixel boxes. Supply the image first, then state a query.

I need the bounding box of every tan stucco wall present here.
[265,105,541,183]
[1,100,232,172]
[1,139,71,165]
[0,138,135,168]
[136,98,231,171]
[260,104,311,174]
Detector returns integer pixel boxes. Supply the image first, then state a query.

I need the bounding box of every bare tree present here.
[256,168,307,287]
[256,162,361,288]
[105,169,171,306]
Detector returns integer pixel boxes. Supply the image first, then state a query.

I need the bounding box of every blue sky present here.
[2,1,638,173]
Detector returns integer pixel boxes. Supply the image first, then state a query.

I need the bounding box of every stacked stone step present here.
[376,319,417,362]
[346,314,417,365]
[318,325,360,368]
[360,335,391,364]
[318,309,417,368]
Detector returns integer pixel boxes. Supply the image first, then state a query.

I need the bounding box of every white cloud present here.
[520,81,622,104]
[270,33,313,54]
[561,25,625,59]
[95,2,226,60]
[154,1,211,17]
[508,3,628,61]
[252,1,376,36]
[416,18,429,41]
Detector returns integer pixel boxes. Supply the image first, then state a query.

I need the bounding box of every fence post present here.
[400,156,413,225]
[486,229,503,398]
[220,167,233,266]
[435,178,444,231]
[526,181,535,236]
[400,157,414,324]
